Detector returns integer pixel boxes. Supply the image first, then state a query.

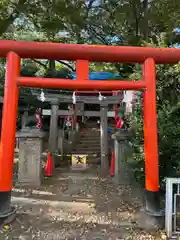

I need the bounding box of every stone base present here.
[134,209,165,231]
[16,180,42,188]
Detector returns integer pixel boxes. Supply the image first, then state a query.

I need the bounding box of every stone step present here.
[71,152,101,155]
[77,147,100,150]
[79,141,100,143]
[73,152,101,156]
[82,136,100,139]
[78,145,100,148]
[82,140,100,142]
[77,146,100,150]
[74,149,101,153]
[74,127,101,165]
[81,134,100,137]
[72,147,101,151]
[80,140,100,143]
[83,134,100,137]
[87,159,101,164]
[78,143,100,147]
[76,143,100,146]
[81,139,100,141]
[80,138,100,142]
[82,129,99,131]
[77,143,100,147]
[80,141,100,144]
[73,150,101,153]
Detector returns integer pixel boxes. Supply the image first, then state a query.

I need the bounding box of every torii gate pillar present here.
[48,99,59,169]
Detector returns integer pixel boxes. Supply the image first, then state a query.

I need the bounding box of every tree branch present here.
[85,25,109,45]
[131,0,140,36]
[32,59,47,69]
[56,60,75,71]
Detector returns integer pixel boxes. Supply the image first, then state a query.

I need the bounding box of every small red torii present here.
[1,40,180,217]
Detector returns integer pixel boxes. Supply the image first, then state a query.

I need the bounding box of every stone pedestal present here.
[112,129,129,184]
[16,128,46,187]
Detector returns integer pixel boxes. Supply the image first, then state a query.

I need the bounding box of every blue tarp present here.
[72,71,121,80]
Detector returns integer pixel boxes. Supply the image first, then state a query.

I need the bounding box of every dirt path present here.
[1,166,166,239]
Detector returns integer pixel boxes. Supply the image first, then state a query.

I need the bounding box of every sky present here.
[173,28,180,48]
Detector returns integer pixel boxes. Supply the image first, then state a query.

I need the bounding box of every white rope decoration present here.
[98,92,106,101]
[40,89,45,102]
[72,91,76,104]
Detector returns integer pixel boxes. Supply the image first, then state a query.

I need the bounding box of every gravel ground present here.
[0,165,167,240]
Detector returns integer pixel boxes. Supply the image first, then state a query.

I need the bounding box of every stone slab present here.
[18,137,43,187]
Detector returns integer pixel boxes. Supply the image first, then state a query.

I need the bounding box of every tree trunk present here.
[142,0,149,41]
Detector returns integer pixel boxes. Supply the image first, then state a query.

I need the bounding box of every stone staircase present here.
[72,121,101,164]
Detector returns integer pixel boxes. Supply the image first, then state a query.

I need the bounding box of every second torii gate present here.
[36,93,123,170]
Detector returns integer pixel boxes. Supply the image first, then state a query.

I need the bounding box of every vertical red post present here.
[143,58,161,215]
[0,52,20,192]
[76,60,89,81]
[76,60,89,124]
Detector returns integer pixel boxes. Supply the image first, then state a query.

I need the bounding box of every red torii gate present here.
[0,40,180,218]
